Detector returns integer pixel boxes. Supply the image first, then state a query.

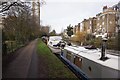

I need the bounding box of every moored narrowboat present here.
[60,46,120,78]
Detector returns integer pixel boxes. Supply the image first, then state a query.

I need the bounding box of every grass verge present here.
[37,39,78,78]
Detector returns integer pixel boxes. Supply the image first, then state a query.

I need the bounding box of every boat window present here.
[74,55,76,58]
[61,51,63,56]
[74,56,82,68]
[79,58,82,61]
[66,51,72,61]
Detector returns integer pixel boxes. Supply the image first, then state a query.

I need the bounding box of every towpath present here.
[2,39,48,78]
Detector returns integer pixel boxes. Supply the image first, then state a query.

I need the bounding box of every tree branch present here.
[0,2,24,13]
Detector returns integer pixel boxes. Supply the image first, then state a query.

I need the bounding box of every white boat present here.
[61,45,120,78]
[48,36,62,49]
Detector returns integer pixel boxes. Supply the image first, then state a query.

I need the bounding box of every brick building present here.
[73,25,77,34]
[80,17,96,34]
[76,23,80,33]
[95,6,117,37]
[112,2,120,33]
[66,2,119,39]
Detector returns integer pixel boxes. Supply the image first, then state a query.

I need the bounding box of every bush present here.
[94,37,102,48]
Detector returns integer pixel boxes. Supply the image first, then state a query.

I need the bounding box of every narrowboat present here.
[60,45,120,78]
[48,36,62,49]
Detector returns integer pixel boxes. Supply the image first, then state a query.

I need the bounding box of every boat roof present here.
[64,46,120,71]
[49,36,62,38]
[49,36,62,40]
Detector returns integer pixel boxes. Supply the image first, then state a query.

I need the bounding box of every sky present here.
[40,0,119,33]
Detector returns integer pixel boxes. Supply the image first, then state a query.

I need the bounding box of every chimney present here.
[103,6,107,12]
[100,38,109,61]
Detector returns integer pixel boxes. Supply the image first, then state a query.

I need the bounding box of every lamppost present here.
[100,37,108,61]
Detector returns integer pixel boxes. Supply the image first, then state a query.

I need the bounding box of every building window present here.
[98,17,100,20]
[80,26,83,31]
[81,23,83,27]
[97,23,99,26]
[102,28,105,32]
[90,26,92,29]
[102,16,105,20]
[102,22,104,25]
[110,21,112,24]
[66,51,72,61]
[90,21,92,24]
[74,56,82,68]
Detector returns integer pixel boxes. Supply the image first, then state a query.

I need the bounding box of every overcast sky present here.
[40,0,119,33]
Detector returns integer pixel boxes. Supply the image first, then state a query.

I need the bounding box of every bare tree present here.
[1,1,42,54]
[0,1,24,13]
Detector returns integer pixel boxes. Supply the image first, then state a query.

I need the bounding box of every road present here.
[2,39,48,78]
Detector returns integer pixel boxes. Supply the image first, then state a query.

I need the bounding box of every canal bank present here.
[37,39,78,78]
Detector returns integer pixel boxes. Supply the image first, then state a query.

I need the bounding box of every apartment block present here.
[76,23,80,33]
[95,6,117,37]
[80,17,96,34]
[73,25,77,34]
[112,2,120,33]
[91,17,97,34]
[69,2,119,39]
[81,19,89,33]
